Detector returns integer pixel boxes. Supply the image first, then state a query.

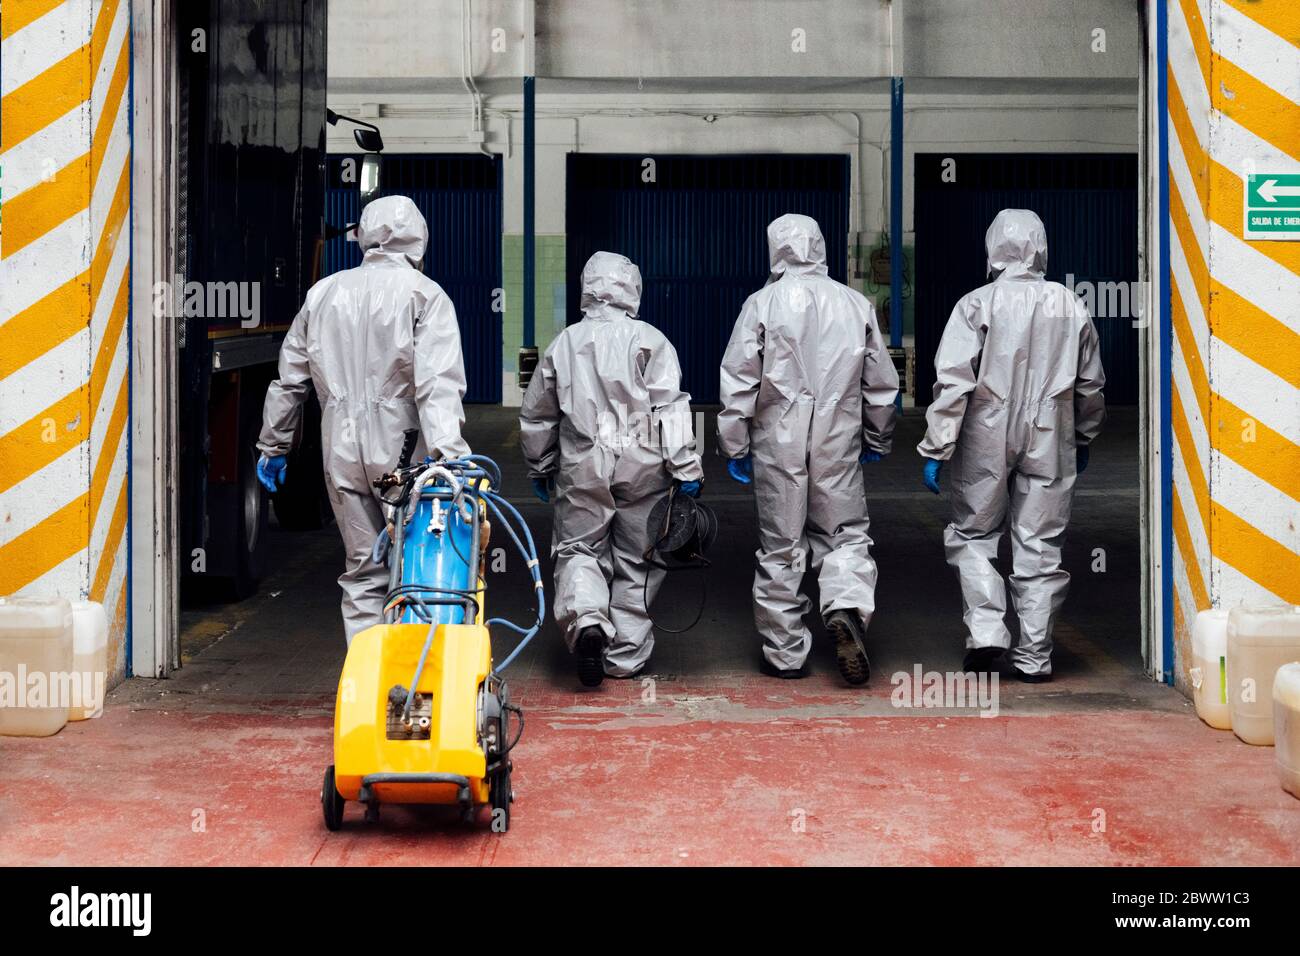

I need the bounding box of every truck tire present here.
[272,398,334,531]
[231,438,268,600]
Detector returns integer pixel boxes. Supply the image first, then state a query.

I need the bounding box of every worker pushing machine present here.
[918,208,1106,682]
[257,195,470,644]
[719,214,899,685]
[520,251,704,687]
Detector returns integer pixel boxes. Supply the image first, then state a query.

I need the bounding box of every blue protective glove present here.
[1076,445,1090,474]
[860,449,885,465]
[923,459,943,495]
[371,526,391,566]
[678,480,702,498]
[257,454,287,492]
[727,455,753,485]
[531,476,553,503]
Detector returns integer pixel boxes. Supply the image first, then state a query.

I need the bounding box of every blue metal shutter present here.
[566,154,851,403]
[914,153,1140,405]
[326,154,503,403]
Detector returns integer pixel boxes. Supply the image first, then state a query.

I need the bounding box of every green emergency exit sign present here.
[1244,173,1300,241]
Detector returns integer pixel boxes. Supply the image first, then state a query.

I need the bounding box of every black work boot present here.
[825,610,870,686]
[1013,668,1053,684]
[760,657,807,679]
[993,655,1053,684]
[608,658,652,680]
[962,646,1003,674]
[575,627,606,688]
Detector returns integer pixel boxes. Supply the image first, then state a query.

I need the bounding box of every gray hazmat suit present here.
[258,195,469,644]
[917,209,1106,676]
[718,214,899,671]
[520,252,703,677]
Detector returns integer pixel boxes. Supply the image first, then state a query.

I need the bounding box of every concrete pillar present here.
[0,0,133,682]
[1165,0,1300,688]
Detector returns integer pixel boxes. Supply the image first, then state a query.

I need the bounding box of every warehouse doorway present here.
[911,150,1146,680]
[324,154,504,404]
[565,153,850,403]
[166,14,506,664]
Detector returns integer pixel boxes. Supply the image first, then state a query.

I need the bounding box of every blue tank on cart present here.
[399,492,478,626]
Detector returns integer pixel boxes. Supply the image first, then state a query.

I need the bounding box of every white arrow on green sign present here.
[1244,172,1300,240]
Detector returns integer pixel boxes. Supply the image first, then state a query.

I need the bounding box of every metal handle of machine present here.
[358,772,472,807]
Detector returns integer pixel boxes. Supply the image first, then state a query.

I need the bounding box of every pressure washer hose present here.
[480,489,545,672]
[403,618,440,723]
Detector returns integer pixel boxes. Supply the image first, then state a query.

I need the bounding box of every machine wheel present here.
[322,765,345,831]
[489,760,513,833]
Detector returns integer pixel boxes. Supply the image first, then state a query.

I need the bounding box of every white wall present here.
[903,0,1140,79]
[329,0,525,86]
[329,0,1140,86]
[536,0,891,80]
[327,0,1141,405]
[328,0,1141,236]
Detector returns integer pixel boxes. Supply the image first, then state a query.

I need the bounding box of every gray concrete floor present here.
[170,405,1152,715]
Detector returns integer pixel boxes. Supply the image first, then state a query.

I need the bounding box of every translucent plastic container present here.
[0,596,74,737]
[1275,663,1300,800]
[1190,608,1231,730]
[1227,605,1300,746]
[69,601,108,721]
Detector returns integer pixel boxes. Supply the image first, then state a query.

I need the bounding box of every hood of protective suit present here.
[986,208,1047,279]
[356,195,428,268]
[580,251,642,320]
[767,214,828,278]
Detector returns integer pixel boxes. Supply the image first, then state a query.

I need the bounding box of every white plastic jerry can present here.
[70,601,108,720]
[0,596,74,737]
[1190,608,1231,731]
[1227,605,1300,746]
[1275,663,1300,800]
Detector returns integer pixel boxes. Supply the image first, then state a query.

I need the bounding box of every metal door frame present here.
[129,0,181,677]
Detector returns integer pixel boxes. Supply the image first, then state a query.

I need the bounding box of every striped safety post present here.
[1165,0,1300,686]
[0,0,132,681]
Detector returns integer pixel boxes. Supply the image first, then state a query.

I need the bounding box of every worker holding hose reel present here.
[521,252,704,687]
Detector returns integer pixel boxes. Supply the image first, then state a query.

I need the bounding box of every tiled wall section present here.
[502,234,567,380]
[853,235,915,340]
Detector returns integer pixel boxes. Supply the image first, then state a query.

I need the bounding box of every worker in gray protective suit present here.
[257,195,469,644]
[521,251,703,687]
[719,214,898,684]
[918,208,1106,682]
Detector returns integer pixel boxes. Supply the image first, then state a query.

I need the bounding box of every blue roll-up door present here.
[326,154,503,403]
[914,153,1139,405]
[566,154,851,403]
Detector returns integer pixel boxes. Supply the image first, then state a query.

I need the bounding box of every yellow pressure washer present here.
[321,433,543,832]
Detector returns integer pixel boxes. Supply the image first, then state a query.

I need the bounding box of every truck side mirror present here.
[354,126,384,152]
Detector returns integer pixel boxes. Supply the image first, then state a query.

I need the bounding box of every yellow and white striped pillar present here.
[1166,0,1300,687]
[0,0,132,682]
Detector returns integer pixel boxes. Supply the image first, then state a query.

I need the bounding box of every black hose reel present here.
[642,484,718,633]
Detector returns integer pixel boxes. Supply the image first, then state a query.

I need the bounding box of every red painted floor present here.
[7,409,1293,865]
[2,675,1296,866]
